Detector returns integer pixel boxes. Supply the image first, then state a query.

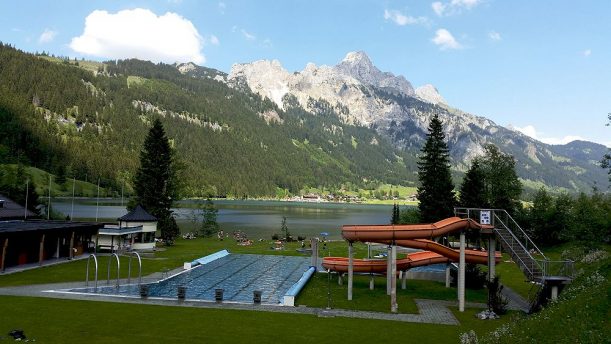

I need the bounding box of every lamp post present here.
[321,232,331,310]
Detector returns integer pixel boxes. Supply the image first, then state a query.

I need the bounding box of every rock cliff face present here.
[227,52,509,166]
[224,51,606,191]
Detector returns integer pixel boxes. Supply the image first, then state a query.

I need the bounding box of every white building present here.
[95,205,157,252]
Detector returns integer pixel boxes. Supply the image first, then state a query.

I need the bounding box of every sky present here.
[1,0,610,147]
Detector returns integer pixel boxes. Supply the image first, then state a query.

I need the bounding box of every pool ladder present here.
[86,252,143,291]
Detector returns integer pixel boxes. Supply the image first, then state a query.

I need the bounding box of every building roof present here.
[118,204,157,222]
[0,193,36,220]
[99,225,144,236]
[0,220,104,234]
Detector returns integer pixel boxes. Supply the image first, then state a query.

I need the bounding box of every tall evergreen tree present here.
[479,144,522,213]
[416,114,456,222]
[200,198,219,237]
[132,119,180,243]
[458,159,487,208]
[390,203,400,224]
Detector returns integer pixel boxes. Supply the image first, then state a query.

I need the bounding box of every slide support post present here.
[459,231,466,312]
[488,236,496,281]
[391,245,398,313]
[348,242,353,301]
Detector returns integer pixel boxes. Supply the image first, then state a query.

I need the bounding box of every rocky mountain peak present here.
[177,62,197,74]
[415,84,447,105]
[335,51,414,97]
[340,51,374,68]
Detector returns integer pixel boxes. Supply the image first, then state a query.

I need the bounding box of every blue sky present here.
[1,0,610,146]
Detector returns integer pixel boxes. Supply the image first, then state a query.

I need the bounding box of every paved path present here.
[501,285,531,313]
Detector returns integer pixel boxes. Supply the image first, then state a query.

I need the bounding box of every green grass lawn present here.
[297,273,489,314]
[492,253,535,299]
[0,296,512,344]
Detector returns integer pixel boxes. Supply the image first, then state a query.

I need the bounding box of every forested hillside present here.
[0,43,412,197]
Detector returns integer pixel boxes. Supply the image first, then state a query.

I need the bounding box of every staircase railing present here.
[493,210,546,259]
[494,215,542,280]
[454,207,573,282]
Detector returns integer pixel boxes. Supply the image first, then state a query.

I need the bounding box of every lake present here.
[51,199,406,240]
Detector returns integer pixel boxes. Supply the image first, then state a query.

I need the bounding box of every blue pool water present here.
[411,263,447,272]
[73,254,311,304]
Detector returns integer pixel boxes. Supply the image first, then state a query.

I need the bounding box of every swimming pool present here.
[411,263,448,272]
[71,254,312,304]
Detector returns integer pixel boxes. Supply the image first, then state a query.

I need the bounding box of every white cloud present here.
[488,31,501,41]
[384,9,428,26]
[70,8,205,64]
[451,0,481,9]
[218,2,226,14]
[513,125,538,139]
[432,2,446,16]
[38,28,57,43]
[241,29,256,41]
[208,34,220,46]
[583,49,591,57]
[432,0,481,16]
[262,38,273,47]
[432,29,462,50]
[513,124,586,145]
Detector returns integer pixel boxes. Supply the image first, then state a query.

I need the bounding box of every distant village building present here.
[302,193,322,202]
[94,205,157,252]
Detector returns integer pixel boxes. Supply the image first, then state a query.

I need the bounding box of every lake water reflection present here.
[52,199,404,239]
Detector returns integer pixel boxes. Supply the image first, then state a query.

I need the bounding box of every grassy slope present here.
[1,164,110,197]
[480,247,611,343]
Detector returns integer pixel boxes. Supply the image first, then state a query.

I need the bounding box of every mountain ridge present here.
[0,43,606,197]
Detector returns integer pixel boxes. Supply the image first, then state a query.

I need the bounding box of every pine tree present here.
[280,216,291,241]
[416,114,455,222]
[200,198,219,237]
[479,144,521,213]
[458,159,487,208]
[132,119,180,243]
[391,203,400,224]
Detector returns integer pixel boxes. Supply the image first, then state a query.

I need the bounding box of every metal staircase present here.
[455,208,574,283]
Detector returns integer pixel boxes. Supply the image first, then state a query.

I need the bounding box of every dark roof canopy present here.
[118,204,157,222]
[0,220,103,234]
[0,193,36,220]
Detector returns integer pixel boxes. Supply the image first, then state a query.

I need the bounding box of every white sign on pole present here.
[480,210,491,225]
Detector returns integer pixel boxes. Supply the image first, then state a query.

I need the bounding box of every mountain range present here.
[0,43,607,197]
[219,51,608,192]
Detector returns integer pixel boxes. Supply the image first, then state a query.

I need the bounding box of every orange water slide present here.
[322,217,500,273]
[393,239,501,265]
[342,217,493,242]
[322,251,449,274]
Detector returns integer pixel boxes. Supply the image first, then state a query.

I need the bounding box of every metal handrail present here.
[127,252,142,285]
[455,207,546,259]
[493,226,534,278]
[106,253,120,287]
[535,259,575,279]
[86,254,98,291]
[500,210,546,260]
[494,215,535,262]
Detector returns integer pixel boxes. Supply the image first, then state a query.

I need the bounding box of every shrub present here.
[466,264,487,289]
[486,275,509,315]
